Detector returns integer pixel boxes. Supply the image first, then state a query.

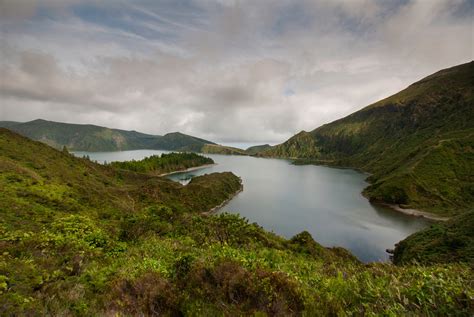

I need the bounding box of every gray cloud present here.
[0,0,473,143]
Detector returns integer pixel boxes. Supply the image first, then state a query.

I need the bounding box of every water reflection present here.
[73,150,429,262]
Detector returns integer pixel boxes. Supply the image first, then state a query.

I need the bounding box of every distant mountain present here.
[157,132,216,153]
[260,61,474,215]
[201,144,247,155]
[0,121,21,128]
[1,119,216,152]
[200,143,272,156]
[245,144,271,155]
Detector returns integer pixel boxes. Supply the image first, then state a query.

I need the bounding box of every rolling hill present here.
[260,61,474,216]
[0,119,216,152]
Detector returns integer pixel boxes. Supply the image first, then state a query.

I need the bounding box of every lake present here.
[73,149,430,262]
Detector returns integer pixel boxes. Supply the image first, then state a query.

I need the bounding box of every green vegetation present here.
[2,119,216,152]
[109,152,214,175]
[201,143,273,156]
[158,132,217,152]
[0,121,20,128]
[201,143,248,155]
[261,61,474,216]
[393,211,474,265]
[1,129,474,315]
[245,144,272,155]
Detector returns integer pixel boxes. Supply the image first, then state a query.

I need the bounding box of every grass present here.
[1,128,473,316]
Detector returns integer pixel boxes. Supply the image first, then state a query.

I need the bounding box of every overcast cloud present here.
[0,0,473,143]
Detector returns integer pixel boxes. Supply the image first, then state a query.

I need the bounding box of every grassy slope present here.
[1,129,473,315]
[261,61,474,215]
[393,211,474,265]
[4,119,215,152]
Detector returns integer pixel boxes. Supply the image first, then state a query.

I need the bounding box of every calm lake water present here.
[74,150,429,262]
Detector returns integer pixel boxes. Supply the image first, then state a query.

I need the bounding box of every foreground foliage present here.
[1,129,473,316]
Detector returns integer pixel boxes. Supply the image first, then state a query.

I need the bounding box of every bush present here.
[107,272,181,316]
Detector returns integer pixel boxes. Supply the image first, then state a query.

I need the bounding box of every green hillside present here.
[245,144,272,155]
[2,119,216,152]
[2,129,473,315]
[0,121,21,128]
[201,143,248,155]
[393,211,474,265]
[201,143,273,156]
[157,132,217,152]
[261,61,474,216]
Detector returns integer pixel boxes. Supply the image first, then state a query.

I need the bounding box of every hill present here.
[158,132,217,152]
[1,119,216,152]
[201,143,248,155]
[260,61,474,216]
[245,144,272,155]
[200,144,273,156]
[0,121,21,128]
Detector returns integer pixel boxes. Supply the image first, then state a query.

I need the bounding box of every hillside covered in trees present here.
[109,152,214,175]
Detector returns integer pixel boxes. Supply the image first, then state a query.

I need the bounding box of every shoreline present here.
[160,156,451,222]
[158,163,217,177]
[202,184,243,216]
[377,202,450,222]
[285,158,450,222]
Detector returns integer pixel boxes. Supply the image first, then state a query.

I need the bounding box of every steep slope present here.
[261,61,474,215]
[2,129,473,316]
[4,119,215,152]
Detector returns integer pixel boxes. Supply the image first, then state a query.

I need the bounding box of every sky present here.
[0,0,473,144]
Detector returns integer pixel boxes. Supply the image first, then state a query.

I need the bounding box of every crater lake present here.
[73,150,430,262]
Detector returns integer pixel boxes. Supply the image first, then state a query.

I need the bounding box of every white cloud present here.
[1,0,472,143]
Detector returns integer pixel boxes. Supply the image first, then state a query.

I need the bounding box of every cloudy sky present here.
[1,0,473,144]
